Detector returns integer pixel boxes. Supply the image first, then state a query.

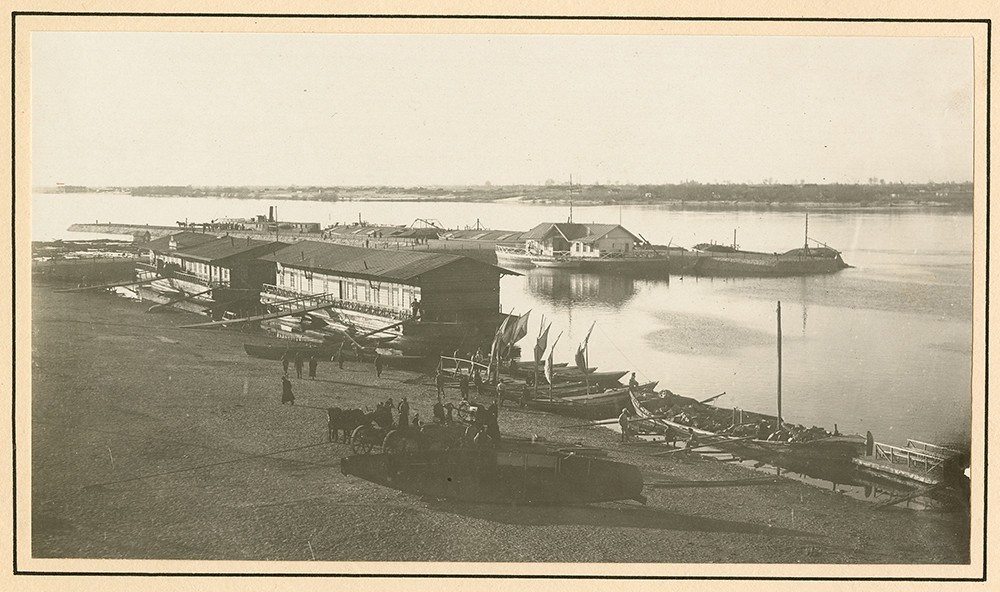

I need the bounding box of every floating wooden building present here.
[256,240,519,355]
[136,234,287,316]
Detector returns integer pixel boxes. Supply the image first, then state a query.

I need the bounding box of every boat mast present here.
[777,301,783,429]
[804,213,809,249]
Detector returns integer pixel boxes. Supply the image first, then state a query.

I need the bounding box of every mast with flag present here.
[544,331,563,400]
[575,321,596,394]
[533,317,551,400]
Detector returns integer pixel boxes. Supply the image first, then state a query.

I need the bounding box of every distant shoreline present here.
[33,189,974,213]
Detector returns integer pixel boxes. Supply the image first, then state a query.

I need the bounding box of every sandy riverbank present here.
[26,282,971,569]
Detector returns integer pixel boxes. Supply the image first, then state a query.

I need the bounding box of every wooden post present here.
[777,301,783,429]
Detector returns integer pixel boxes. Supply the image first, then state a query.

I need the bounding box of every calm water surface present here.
[32,193,974,446]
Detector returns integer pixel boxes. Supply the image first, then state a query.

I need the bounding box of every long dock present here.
[68,223,502,264]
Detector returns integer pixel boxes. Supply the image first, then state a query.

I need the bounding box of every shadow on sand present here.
[422,499,819,538]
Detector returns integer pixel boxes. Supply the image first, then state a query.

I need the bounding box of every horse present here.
[327,407,366,443]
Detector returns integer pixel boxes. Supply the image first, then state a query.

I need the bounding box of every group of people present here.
[281,351,320,380]
[278,342,387,406]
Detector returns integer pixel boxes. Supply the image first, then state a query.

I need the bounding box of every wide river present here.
[31,193,975,447]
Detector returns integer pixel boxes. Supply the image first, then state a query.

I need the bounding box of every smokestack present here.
[269,206,275,222]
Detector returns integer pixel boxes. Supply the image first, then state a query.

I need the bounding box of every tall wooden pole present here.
[777,301,783,429]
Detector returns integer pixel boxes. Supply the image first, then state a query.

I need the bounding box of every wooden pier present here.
[852,439,962,486]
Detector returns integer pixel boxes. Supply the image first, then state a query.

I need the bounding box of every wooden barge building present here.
[136,234,287,317]
[255,241,519,356]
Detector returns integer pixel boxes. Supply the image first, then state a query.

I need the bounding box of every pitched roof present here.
[173,237,287,262]
[260,241,517,282]
[144,231,218,253]
[521,222,639,243]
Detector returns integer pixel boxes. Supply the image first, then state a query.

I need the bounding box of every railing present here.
[873,442,950,475]
[260,284,411,320]
[906,439,961,458]
[495,244,530,255]
[439,356,491,377]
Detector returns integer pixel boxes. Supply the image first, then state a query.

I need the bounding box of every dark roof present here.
[521,223,639,243]
[439,229,525,241]
[260,241,517,282]
[144,231,218,253]
[173,237,287,263]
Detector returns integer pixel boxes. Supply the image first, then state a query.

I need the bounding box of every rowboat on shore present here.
[630,390,866,469]
[525,382,657,420]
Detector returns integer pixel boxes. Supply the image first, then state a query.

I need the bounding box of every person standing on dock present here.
[618,408,631,443]
[281,375,295,405]
[281,351,291,376]
[308,355,318,380]
[374,353,383,378]
[294,353,304,379]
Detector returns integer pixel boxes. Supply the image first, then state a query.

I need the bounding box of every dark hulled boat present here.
[341,448,646,504]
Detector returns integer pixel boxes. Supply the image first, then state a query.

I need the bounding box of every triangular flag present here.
[534,322,551,363]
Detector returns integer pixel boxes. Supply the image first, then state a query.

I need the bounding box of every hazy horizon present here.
[31,33,973,187]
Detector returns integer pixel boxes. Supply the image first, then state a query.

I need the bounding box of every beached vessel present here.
[341,448,646,504]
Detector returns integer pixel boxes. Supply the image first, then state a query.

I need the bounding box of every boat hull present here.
[341,449,645,504]
[630,391,865,471]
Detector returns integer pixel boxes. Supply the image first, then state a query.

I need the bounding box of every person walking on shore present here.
[374,353,383,378]
[618,408,631,442]
[281,375,295,405]
[398,397,410,429]
[473,369,484,397]
[335,344,345,370]
[281,351,291,375]
[308,355,318,380]
[294,353,304,379]
[435,369,446,399]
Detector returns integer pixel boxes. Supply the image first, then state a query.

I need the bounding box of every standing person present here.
[459,373,470,400]
[628,372,639,391]
[374,353,383,378]
[487,400,500,441]
[308,355,318,380]
[618,408,631,442]
[281,350,291,375]
[398,397,410,429]
[335,344,345,370]
[435,369,446,399]
[281,375,295,405]
[474,369,484,398]
[294,353,304,379]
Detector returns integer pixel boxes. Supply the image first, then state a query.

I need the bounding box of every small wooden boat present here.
[545,369,628,385]
[525,383,656,420]
[341,448,646,504]
[630,390,865,468]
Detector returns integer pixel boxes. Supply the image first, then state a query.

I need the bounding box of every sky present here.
[30,32,974,187]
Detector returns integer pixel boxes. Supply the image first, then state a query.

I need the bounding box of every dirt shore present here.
[27,282,970,568]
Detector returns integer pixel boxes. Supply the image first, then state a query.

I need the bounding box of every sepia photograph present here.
[8,5,990,586]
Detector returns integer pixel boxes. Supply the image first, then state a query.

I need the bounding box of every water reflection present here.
[524,269,643,309]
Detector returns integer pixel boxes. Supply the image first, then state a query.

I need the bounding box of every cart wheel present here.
[350,425,374,455]
[382,430,421,455]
